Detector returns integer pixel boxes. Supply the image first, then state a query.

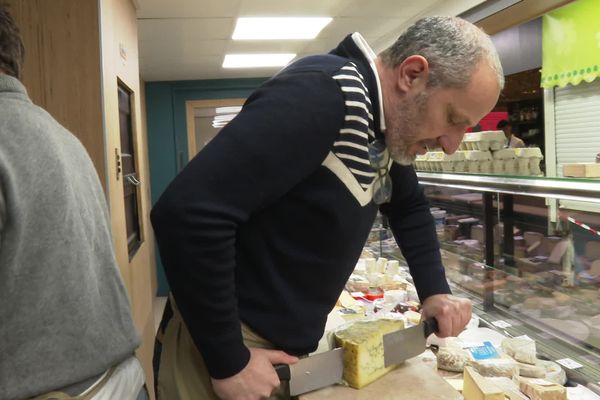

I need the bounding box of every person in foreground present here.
[151,16,503,400]
[0,4,146,400]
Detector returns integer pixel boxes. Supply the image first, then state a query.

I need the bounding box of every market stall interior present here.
[316,1,600,398]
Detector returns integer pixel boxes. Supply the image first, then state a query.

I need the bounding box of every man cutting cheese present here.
[151,16,503,400]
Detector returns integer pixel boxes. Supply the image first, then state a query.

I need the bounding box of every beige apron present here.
[27,368,115,400]
[157,295,291,400]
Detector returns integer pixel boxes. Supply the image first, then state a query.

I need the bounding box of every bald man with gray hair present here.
[152,16,502,400]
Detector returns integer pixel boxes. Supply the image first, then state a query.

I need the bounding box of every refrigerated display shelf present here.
[387,251,600,393]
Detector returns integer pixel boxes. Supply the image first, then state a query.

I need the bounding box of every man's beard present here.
[385,91,428,166]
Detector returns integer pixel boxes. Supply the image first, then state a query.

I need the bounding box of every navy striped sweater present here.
[151,33,451,379]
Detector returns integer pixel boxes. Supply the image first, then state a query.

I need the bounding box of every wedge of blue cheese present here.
[334,319,404,389]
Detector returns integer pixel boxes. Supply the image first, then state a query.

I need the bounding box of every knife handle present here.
[274,363,291,382]
[423,318,439,337]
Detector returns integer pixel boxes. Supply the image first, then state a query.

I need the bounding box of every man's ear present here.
[396,55,429,93]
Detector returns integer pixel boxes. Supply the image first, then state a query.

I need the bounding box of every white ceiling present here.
[136,0,487,82]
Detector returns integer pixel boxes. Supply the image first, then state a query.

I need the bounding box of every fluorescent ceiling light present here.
[223,53,296,68]
[215,106,242,114]
[212,106,242,128]
[212,114,237,128]
[232,17,332,40]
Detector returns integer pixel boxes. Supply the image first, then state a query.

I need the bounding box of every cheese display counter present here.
[369,172,600,396]
[310,173,600,399]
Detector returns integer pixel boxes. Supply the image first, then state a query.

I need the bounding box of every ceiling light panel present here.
[222,53,296,68]
[232,17,332,40]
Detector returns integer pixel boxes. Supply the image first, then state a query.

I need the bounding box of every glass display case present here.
[370,172,600,392]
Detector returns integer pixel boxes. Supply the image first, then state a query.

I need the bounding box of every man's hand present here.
[211,347,298,400]
[421,294,472,337]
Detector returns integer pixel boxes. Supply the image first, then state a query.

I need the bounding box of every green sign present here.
[541,0,600,88]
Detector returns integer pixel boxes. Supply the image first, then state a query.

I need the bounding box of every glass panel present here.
[493,198,600,351]
[355,177,600,383]
[117,82,142,258]
[424,186,491,298]
[421,184,600,382]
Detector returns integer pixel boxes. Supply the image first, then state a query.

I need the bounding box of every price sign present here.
[556,358,583,370]
[491,320,512,328]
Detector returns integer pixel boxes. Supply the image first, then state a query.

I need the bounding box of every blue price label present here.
[468,341,499,360]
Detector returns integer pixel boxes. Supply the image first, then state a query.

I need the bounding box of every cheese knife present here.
[383,318,438,367]
[275,347,344,396]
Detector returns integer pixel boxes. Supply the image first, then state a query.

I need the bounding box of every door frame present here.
[185,98,246,159]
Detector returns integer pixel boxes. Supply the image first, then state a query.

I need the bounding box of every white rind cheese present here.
[467,358,518,378]
[501,338,537,365]
[517,377,567,400]
[437,347,472,372]
[516,361,546,378]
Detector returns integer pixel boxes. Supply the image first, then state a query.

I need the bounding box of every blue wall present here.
[145,77,268,295]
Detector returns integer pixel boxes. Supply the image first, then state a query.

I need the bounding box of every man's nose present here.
[438,131,466,154]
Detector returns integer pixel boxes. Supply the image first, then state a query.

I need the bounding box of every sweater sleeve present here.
[0,184,4,242]
[379,164,452,301]
[150,71,345,379]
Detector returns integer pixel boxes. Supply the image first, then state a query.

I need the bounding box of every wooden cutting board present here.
[299,358,461,400]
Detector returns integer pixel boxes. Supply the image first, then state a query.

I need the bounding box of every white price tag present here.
[516,334,533,341]
[491,320,512,328]
[556,358,583,370]
[529,379,555,386]
[461,341,485,349]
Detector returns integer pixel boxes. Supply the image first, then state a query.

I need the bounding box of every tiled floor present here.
[153,296,167,333]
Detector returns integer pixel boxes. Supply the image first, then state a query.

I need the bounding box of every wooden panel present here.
[5,0,106,187]
[477,0,574,35]
[99,0,157,396]
[300,358,462,400]
[140,77,158,297]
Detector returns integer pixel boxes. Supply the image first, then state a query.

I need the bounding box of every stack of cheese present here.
[415,147,543,176]
[464,150,494,174]
[460,131,505,151]
[413,130,544,176]
[462,366,568,400]
[436,336,568,400]
[492,149,518,175]
[414,154,428,171]
[422,151,468,173]
[514,147,543,175]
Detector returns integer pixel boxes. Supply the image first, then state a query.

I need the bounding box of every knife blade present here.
[383,318,438,367]
[275,347,344,396]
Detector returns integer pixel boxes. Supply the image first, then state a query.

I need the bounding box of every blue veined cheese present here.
[334,319,404,389]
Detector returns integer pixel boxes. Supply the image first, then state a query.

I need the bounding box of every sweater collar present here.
[349,33,386,135]
[330,33,386,139]
[0,73,29,96]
